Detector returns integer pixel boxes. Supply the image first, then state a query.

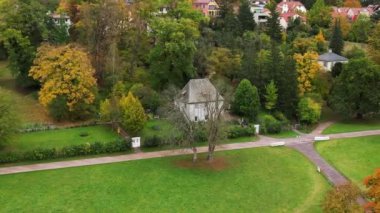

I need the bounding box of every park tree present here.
[0,89,20,148]
[149,17,200,89]
[238,0,256,32]
[330,19,344,55]
[343,0,361,7]
[29,44,97,120]
[119,92,147,135]
[323,183,361,213]
[0,29,36,87]
[232,79,260,121]
[264,80,278,111]
[364,169,380,212]
[315,30,328,53]
[333,15,351,39]
[77,0,130,81]
[308,0,332,29]
[330,58,380,119]
[297,97,321,124]
[0,0,48,46]
[265,1,282,43]
[348,15,372,43]
[206,47,241,81]
[204,92,225,161]
[294,51,321,96]
[368,22,380,65]
[293,37,318,54]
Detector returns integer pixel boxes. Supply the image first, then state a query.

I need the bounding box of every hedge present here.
[227,125,256,139]
[0,139,131,164]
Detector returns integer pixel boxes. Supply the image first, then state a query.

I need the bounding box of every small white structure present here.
[254,124,260,135]
[175,78,224,122]
[318,50,348,71]
[131,137,141,148]
[314,136,330,141]
[270,141,285,147]
[47,12,72,27]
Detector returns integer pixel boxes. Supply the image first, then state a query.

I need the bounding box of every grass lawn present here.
[0,60,52,124]
[322,119,380,134]
[316,135,380,187]
[2,126,121,153]
[266,130,299,139]
[0,147,329,212]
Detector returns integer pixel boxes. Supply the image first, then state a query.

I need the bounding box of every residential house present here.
[250,0,270,24]
[276,0,306,29]
[48,12,71,27]
[175,79,224,122]
[192,0,220,17]
[318,50,348,71]
[332,6,374,21]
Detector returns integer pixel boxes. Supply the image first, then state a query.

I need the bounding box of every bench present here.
[270,142,285,147]
[314,136,330,141]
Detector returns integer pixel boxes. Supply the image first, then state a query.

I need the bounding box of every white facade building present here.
[175,79,224,122]
[318,50,348,71]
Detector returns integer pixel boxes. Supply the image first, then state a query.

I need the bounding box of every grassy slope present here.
[316,135,380,186]
[0,61,52,124]
[0,147,329,212]
[322,119,380,134]
[2,126,120,153]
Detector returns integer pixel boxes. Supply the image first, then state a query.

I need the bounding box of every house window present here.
[195,116,198,121]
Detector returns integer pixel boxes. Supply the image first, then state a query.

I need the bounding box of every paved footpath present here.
[1,127,380,177]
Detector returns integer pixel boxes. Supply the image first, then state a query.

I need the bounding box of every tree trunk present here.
[207,144,215,161]
[192,147,197,163]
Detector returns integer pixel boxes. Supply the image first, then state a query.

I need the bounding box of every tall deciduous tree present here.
[149,17,200,89]
[206,47,241,81]
[232,79,260,121]
[238,0,256,32]
[29,44,97,120]
[0,0,48,46]
[330,58,380,119]
[308,0,332,29]
[364,169,380,212]
[294,51,321,96]
[0,29,36,87]
[368,22,380,65]
[348,15,372,43]
[330,19,344,55]
[78,0,130,81]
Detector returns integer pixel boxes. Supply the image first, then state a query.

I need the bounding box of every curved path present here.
[1,124,379,181]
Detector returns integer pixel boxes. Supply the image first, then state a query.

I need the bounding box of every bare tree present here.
[203,93,225,161]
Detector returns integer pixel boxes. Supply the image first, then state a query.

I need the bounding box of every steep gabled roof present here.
[178,79,224,104]
[318,51,348,62]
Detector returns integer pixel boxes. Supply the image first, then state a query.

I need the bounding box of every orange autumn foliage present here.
[343,0,361,8]
[364,169,380,212]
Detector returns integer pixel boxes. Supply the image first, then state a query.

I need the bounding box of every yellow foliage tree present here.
[294,51,321,96]
[119,92,147,135]
[29,44,97,113]
[333,16,351,39]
